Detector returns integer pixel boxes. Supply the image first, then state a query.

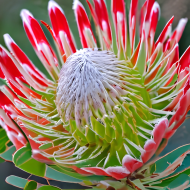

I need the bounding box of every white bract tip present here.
[152,2,161,20]
[48,0,64,14]
[117,12,124,22]
[20,9,33,21]
[175,18,188,41]
[96,0,101,4]
[3,34,13,50]
[73,0,83,10]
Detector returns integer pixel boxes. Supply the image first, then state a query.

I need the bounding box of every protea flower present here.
[1,0,190,189]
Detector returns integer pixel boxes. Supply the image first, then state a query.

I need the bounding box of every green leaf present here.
[141,144,190,186]
[155,144,190,173]
[85,126,96,144]
[86,189,104,190]
[45,166,82,183]
[132,179,146,190]
[0,157,5,163]
[0,128,9,149]
[0,128,9,153]
[167,154,190,178]
[91,116,105,138]
[18,96,36,107]
[49,165,107,182]
[6,175,28,189]
[134,33,146,75]
[0,78,6,86]
[39,143,53,150]
[24,180,37,190]
[168,174,190,189]
[0,146,16,161]
[0,146,6,154]
[37,185,61,190]
[73,128,88,146]
[13,143,46,177]
[152,173,190,189]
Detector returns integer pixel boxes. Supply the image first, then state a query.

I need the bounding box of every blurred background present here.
[0,0,190,189]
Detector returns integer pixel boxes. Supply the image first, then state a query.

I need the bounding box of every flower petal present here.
[48,0,76,55]
[86,0,98,25]
[179,46,190,72]
[82,167,110,176]
[0,46,28,98]
[171,18,188,44]
[112,0,127,53]
[122,155,143,173]
[129,0,138,53]
[73,0,96,48]
[148,2,160,56]
[155,16,174,48]
[165,77,190,139]
[106,166,130,180]
[142,118,168,163]
[140,1,147,37]
[0,108,27,150]
[4,34,51,88]
[145,0,155,22]
[93,0,112,48]
[20,9,59,81]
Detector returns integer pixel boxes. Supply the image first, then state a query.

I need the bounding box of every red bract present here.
[93,0,112,45]
[112,0,127,53]
[48,0,76,56]
[20,9,59,80]
[0,46,28,98]
[74,0,96,48]
[87,0,112,49]
[155,17,174,49]
[4,34,49,88]
[129,0,138,53]
[0,94,27,150]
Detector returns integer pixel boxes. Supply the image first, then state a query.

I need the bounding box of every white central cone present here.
[56,48,127,126]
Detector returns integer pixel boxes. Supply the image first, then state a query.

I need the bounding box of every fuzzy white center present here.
[56,48,126,126]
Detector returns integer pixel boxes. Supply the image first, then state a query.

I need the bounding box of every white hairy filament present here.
[56,48,127,126]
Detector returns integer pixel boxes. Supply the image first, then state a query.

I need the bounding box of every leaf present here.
[45,166,82,183]
[0,157,4,163]
[0,128,9,153]
[6,175,28,189]
[24,180,37,190]
[49,165,107,182]
[132,179,146,190]
[39,143,53,150]
[167,154,190,178]
[151,174,190,189]
[168,174,190,189]
[0,146,16,161]
[13,143,46,177]
[155,144,190,174]
[37,185,61,190]
[140,144,190,187]
[134,31,146,75]
[91,116,105,138]
[86,189,105,190]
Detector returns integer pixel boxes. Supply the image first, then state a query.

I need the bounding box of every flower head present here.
[1,0,190,189]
